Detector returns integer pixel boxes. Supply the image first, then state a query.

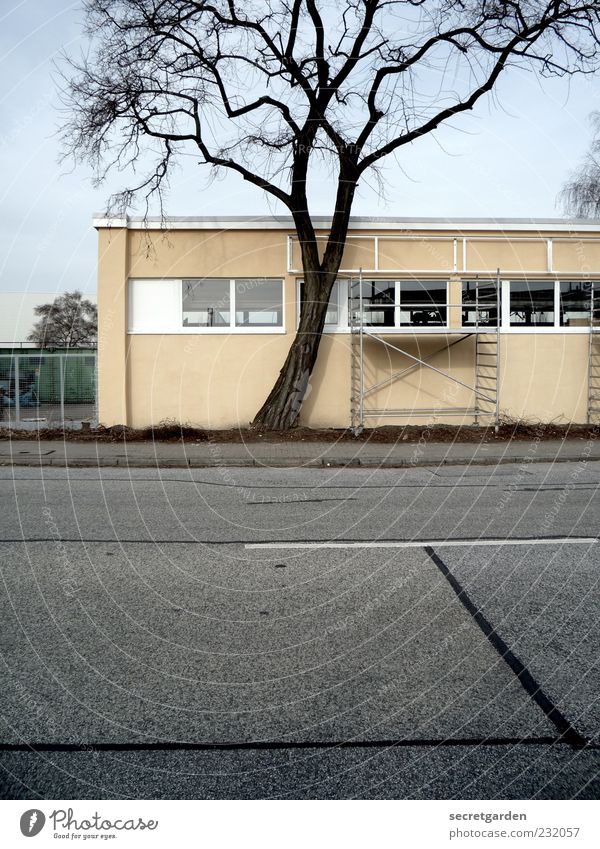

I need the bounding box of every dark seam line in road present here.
[0,479,504,490]
[247,498,358,505]
[0,535,597,546]
[0,736,578,753]
[511,487,599,493]
[424,546,588,749]
[5,477,598,491]
[0,474,446,490]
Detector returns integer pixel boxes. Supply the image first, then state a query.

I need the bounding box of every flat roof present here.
[93,215,600,233]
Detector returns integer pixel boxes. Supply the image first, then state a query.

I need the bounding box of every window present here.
[461,281,500,327]
[559,281,591,327]
[350,279,448,328]
[129,278,284,333]
[182,279,230,327]
[459,280,596,331]
[129,279,181,333]
[298,280,340,326]
[354,279,395,327]
[399,280,446,327]
[509,280,554,327]
[235,279,283,327]
[182,278,283,330]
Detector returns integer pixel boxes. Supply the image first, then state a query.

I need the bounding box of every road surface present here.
[0,461,598,799]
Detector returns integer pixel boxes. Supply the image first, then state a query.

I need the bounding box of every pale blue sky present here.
[1,0,599,294]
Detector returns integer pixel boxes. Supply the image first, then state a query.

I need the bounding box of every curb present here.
[0,454,595,469]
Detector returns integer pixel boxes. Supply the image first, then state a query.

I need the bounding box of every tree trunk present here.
[252,174,357,430]
[252,269,335,429]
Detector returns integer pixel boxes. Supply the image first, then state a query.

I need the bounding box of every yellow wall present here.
[125,333,294,429]
[96,223,596,428]
[97,227,129,426]
[465,239,547,273]
[500,334,588,424]
[127,229,288,278]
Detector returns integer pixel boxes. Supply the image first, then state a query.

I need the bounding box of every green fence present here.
[0,352,97,429]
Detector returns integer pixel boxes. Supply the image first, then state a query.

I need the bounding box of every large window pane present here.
[399,280,447,326]
[559,281,591,327]
[462,281,500,327]
[353,279,395,327]
[509,281,554,327]
[235,279,283,327]
[299,280,339,326]
[182,279,230,327]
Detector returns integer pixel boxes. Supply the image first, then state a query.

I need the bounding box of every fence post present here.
[94,352,98,426]
[14,355,20,425]
[59,355,65,426]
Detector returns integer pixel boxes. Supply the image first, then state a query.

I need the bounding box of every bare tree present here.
[562,112,600,216]
[28,291,98,348]
[63,0,600,429]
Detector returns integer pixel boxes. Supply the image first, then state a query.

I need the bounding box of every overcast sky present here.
[1,0,599,295]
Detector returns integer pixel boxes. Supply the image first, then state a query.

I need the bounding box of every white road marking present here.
[245,537,597,549]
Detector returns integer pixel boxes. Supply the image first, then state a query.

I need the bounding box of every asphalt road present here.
[0,461,599,799]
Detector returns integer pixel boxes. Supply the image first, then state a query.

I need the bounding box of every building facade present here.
[95,216,600,429]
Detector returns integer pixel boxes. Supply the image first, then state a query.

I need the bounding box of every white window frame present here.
[128,278,181,334]
[460,279,501,330]
[502,279,592,334]
[296,278,449,332]
[459,279,594,333]
[296,278,349,333]
[396,279,449,331]
[128,277,286,335]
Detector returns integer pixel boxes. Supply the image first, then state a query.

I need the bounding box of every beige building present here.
[95,216,600,429]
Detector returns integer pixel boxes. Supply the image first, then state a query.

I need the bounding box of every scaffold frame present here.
[350,271,501,433]
[589,281,600,424]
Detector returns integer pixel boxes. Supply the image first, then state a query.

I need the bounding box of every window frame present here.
[296,278,450,332]
[460,279,595,332]
[296,278,349,333]
[506,279,556,330]
[396,279,449,329]
[558,280,594,329]
[128,277,286,335]
[460,279,501,329]
[181,278,232,329]
[501,279,593,333]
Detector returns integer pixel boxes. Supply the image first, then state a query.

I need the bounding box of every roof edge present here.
[92,214,600,233]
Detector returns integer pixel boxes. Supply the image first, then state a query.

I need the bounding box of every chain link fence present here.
[0,352,97,430]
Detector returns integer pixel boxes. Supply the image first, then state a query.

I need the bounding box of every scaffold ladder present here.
[474,272,501,430]
[588,281,600,424]
[350,272,364,433]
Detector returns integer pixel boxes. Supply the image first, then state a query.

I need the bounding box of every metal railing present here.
[0,352,97,430]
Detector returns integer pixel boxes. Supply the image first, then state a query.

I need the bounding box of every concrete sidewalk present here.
[0,436,598,468]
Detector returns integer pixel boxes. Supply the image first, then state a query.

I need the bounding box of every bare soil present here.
[0,422,598,443]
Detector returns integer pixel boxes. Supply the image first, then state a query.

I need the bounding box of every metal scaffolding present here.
[350,272,501,433]
[589,281,600,424]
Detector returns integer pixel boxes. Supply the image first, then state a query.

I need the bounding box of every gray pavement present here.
[0,462,598,799]
[0,434,599,468]
[1,463,597,543]
[2,746,598,800]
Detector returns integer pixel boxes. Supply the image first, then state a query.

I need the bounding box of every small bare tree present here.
[562,112,600,216]
[28,291,98,348]
[63,0,600,429]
